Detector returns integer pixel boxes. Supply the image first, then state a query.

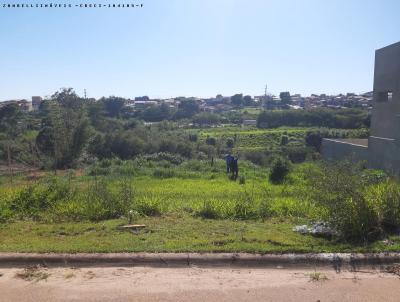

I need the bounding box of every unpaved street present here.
[0,266,399,302]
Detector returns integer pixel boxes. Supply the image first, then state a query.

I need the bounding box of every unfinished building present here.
[322,41,400,175]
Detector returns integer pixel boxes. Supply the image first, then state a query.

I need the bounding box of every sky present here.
[0,0,399,100]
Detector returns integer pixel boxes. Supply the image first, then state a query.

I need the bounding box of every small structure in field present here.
[242,119,257,126]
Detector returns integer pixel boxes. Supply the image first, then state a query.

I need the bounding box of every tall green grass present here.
[1,158,399,245]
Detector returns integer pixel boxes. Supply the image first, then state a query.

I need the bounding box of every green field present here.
[198,126,369,153]
[0,155,399,253]
[0,90,381,253]
[0,127,400,253]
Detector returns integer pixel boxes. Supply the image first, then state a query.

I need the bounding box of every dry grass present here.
[15,265,51,282]
[84,271,96,280]
[307,271,328,282]
[385,264,400,276]
[64,272,75,279]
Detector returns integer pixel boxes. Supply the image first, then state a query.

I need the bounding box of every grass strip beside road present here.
[1,215,399,253]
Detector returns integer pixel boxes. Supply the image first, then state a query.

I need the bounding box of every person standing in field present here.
[225,154,234,173]
[231,157,239,180]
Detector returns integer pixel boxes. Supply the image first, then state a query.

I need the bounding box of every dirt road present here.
[0,266,399,302]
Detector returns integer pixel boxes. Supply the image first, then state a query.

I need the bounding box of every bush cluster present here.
[269,158,291,184]
[0,176,164,222]
[309,161,397,242]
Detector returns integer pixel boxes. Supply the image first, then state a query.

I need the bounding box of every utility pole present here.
[263,83,268,108]
[84,89,87,100]
[7,143,13,184]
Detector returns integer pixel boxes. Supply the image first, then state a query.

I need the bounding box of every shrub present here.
[83,180,130,221]
[305,131,323,152]
[258,197,273,220]
[140,152,184,165]
[88,166,111,176]
[309,161,382,242]
[196,199,222,219]
[135,196,162,216]
[280,135,289,146]
[232,192,256,219]
[226,138,235,148]
[362,170,388,184]
[367,181,400,230]
[283,146,309,163]
[0,201,12,223]
[193,112,221,126]
[115,163,137,176]
[99,159,113,168]
[9,177,73,220]
[243,151,268,166]
[158,139,177,154]
[206,136,217,146]
[269,158,291,184]
[109,132,145,160]
[116,179,135,211]
[188,134,198,142]
[153,169,176,179]
[182,160,204,172]
[176,143,193,158]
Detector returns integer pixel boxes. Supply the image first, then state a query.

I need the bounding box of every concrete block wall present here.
[321,139,369,163]
[368,136,400,175]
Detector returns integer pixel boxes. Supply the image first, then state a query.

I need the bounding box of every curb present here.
[1,253,400,270]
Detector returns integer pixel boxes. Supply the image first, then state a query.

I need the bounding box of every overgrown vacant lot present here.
[0,216,370,253]
[1,158,400,253]
[0,90,381,253]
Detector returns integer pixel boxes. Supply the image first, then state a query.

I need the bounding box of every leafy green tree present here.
[142,103,173,122]
[109,131,144,159]
[0,104,24,136]
[269,157,291,184]
[87,133,109,159]
[102,96,126,118]
[224,111,243,124]
[192,112,221,126]
[279,92,291,104]
[158,139,177,153]
[36,88,91,168]
[176,143,193,158]
[0,104,26,169]
[243,95,254,106]
[231,94,243,107]
[86,99,106,129]
[305,131,323,152]
[174,99,200,119]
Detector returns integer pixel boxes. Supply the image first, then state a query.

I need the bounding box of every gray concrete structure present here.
[322,41,400,175]
[31,96,42,111]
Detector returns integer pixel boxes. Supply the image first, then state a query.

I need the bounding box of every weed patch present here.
[15,265,50,282]
[307,271,328,282]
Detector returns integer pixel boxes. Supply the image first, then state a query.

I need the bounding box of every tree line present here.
[0,88,370,170]
[257,108,370,129]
